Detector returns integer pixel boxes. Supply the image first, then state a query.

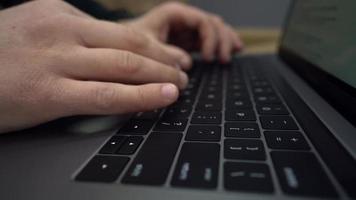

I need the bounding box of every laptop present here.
[1,0,355,199]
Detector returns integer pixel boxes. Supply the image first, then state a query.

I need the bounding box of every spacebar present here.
[122,132,182,185]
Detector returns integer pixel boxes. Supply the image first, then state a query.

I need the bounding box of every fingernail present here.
[179,71,189,89]
[161,84,178,100]
[179,56,191,68]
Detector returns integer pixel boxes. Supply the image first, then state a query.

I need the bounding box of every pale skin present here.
[0,0,242,133]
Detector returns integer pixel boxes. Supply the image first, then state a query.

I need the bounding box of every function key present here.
[99,136,127,154]
[260,116,298,130]
[186,125,221,142]
[118,120,154,135]
[225,122,260,138]
[224,162,274,193]
[271,151,338,197]
[191,111,222,124]
[224,139,266,161]
[225,109,256,121]
[171,143,220,189]
[154,118,188,132]
[76,155,129,183]
[264,131,309,150]
[256,104,289,115]
[117,136,143,155]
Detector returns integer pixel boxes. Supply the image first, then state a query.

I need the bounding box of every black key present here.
[196,101,222,111]
[162,106,192,119]
[229,91,249,99]
[224,139,265,160]
[133,109,161,120]
[191,111,221,124]
[118,120,154,135]
[199,92,222,101]
[76,155,129,182]
[254,94,281,104]
[226,98,252,109]
[174,96,195,107]
[271,151,338,197]
[225,109,256,121]
[265,131,309,150]
[225,122,260,138]
[122,132,182,185]
[154,118,188,132]
[251,80,270,87]
[252,87,275,95]
[171,143,220,189]
[99,136,127,154]
[186,125,221,142]
[117,136,143,155]
[224,162,274,193]
[257,104,289,115]
[227,83,247,91]
[260,116,298,130]
[180,89,197,98]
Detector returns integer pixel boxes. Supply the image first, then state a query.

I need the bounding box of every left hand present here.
[123,1,243,69]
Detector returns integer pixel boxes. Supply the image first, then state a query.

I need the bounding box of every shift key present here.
[122,132,182,185]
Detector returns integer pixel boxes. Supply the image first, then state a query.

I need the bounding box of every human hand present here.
[123,1,243,66]
[0,0,188,133]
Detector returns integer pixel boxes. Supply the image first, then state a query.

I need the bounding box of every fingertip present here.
[161,83,179,103]
[179,55,192,70]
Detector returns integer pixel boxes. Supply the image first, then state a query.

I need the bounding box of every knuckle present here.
[135,87,150,111]
[118,51,142,75]
[92,86,117,111]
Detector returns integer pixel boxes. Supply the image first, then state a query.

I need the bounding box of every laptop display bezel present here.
[277,1,356,127]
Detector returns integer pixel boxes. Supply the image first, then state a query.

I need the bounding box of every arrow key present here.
[117,136,143,155]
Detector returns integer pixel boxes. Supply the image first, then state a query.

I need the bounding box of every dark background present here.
[190,0,291,27]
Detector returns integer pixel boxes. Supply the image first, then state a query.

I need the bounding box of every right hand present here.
[0,0,188,133]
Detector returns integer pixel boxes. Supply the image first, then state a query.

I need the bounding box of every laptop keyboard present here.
[75,58,339,198]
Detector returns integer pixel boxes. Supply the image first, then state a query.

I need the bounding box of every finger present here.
[159,43,192,70]
[75,18,188,67]
[61,80,179,115]
[210,15,233,63]
[162,5,218,61]
[228,26,244,51]
[64,48,189,89]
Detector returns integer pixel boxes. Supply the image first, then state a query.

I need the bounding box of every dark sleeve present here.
[0,0,133,21]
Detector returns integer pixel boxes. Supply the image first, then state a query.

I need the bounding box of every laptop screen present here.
[282,0,356,89]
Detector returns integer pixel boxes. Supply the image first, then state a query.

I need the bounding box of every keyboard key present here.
[225,109,256,121]
[171,143,220,189]
[174,96,195,107]
[162,106,192,119]
[118,120,154,135]
[196,100,222,111]
[199,92,222,101]
[225,122,260,138]
[271,151,338,197]
[154,118,188,132]
[99,136,127,154]
[225,139,265,160]
[191,111,221,124]
[76,155,129,182]
[265,131,309,150]
[226,99,252,109]
[224,162,274,193]
[122,132,182,185]
[117,136,143,155]
[256,104,289,115]
[260,116,298,130]
[252,87,275,95]
[186,125,221,142]
[254,95,281,104]
[133,109,161,120]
